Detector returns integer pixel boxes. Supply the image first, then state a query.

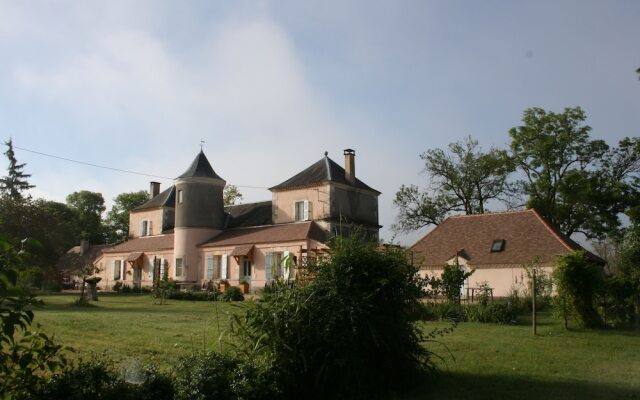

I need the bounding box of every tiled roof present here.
[200,221,328,247]
[133,186,175,211]
[57,244,114,271]
[103,234,175,254]
[224,201,272,228]
[269,155,380,194]
[409,209,604,269]
[178,150,224,180]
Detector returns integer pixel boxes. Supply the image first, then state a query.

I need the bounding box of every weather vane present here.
[200,140,205,150]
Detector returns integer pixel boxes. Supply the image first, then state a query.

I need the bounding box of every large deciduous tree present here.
[393,136,513,232]
[104,190,149,243]
[0,139,34,200]
[509,107,640,238]
[66,191,106,244]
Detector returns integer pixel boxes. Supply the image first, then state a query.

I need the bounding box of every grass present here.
[34,293,247,367]
[34,294,640,399]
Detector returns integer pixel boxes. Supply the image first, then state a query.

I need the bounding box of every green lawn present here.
[34,295,640,400]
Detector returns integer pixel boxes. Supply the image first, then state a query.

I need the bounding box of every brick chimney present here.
[150,182,161,198]
[344,149,355,184]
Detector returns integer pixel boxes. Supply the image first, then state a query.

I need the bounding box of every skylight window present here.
[491,239,505,252]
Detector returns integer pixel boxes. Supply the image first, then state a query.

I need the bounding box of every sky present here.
[1,0,639,245]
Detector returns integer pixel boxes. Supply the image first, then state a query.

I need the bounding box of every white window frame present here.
[112,259,124,281]
[220,255,228,279]
[175,257,184,278]
[206,255,214,280]
[139,219,153,237]
[294,200,310,221]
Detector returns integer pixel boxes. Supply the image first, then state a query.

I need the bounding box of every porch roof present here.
[126,252,144,262]
[230,245,254,257]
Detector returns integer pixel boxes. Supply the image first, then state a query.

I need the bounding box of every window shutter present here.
[265,252,273,280]
[303,200,309,221]
[121,260,125,281]
[206,256,213,280]
[111,260,116,280]
[160,258,165,279]
[148,220,153,236]
[221,255,228,279]
[149,257,154,279]
[139,221,144,236]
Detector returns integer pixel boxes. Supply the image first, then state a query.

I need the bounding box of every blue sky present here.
[1,1,639,244]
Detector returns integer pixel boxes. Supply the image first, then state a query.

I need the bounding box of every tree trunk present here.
[79,277,87,303]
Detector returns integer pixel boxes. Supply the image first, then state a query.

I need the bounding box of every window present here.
[206,256,214,280]
[220,255,228,279]
[265,252,284,280]
[113,260,122,280]
[141,220,154,236]
[242,256,252,279]
[491,239,505,252]
[178,190,183,204]
[206,255,221,280]
[176,257,184,277]
[294,200,310,221]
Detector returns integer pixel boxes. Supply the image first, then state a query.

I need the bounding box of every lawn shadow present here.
[403,371,639,400]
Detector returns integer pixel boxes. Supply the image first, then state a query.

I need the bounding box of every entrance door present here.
[242,257,252,282]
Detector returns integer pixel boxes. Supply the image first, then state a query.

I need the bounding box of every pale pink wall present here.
[272,185,330,224]
[174,227,220,282]
[419,263,555,298]
[129,209,164,238]
[95,251,174,290]
[199,240,328,292]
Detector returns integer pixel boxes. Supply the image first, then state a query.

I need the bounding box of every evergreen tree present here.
[0,139,34,200]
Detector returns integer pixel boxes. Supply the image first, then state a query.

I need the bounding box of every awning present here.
[230,245,254,257]
[126,252,144,262]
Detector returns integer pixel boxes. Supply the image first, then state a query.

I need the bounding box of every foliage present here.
[153,279,178,304]
[173,351,237,400]
[552,251,604,328]
[223,185,243,206]
[0,237,68,399]
[394,136,514,232]
[231,235,438,399]
[168,290,219,302]
[464,301,518,324]
[104,191,149,243]
[66,190,107,244]
[509,107,640,238]
[42,356,174,400]
[0,138,34,200]
[220,286,244,302]
[441,264,474,303]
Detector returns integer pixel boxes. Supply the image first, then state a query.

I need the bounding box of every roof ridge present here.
[448,209,530,219]
[325,156,332,181]
[528,208,575,252]
[224,200,271,207]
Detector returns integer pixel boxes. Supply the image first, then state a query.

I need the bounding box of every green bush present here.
[553,251,604,328]
[42,357,174,400]
[169,290,219,301]
[231,234,438,399]
[112,281,123,292]
[465,302,517,324]
[220,286,244,302]
[173,352,237,400]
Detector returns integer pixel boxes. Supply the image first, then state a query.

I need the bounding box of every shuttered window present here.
[206,256,214,280]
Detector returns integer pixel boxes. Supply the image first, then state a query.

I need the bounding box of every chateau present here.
[89,149,380,292]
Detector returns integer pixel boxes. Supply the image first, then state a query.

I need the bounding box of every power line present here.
[11,145,269,189]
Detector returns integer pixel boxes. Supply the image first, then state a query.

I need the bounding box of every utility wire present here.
[12,145,269,189]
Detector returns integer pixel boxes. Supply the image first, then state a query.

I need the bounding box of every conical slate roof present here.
[178,151,224,180]
[269,154,379,193]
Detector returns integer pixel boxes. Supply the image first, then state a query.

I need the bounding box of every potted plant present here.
[218,279,230,293]
[239,279,249,294]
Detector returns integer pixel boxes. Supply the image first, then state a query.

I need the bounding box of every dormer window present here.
[140,220,152,237]
[294,200,310,221]
[491,239,505,252]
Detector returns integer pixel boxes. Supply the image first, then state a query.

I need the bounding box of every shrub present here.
[112,281,123,292]
[42,356,174,400]
[168,290,219,301]
[553,251,604,328]
[231,234,438,399]
[441,264,474,303]
[221,286,244,302]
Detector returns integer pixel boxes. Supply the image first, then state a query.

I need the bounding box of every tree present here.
[66,191,106,244]
[394,136,513,232]
[509,107,640,238]
[223,185,243,206]
[104,190,149,243]
[0,139,34,200]
[553,251,604,329]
